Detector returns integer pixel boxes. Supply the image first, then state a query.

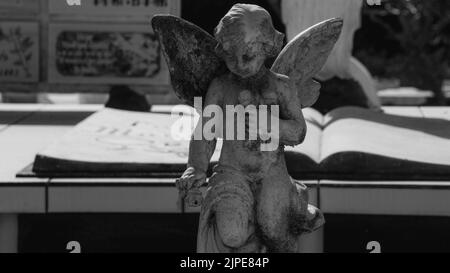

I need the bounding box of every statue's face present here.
[221,42,266,78]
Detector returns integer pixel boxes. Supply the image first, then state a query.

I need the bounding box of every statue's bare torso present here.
[216,72,288,181]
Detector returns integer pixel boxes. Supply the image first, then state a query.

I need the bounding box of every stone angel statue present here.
[152,4,342,253]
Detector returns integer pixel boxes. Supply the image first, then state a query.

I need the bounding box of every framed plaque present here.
[0,21,39,83]
[0,0,39,13]
[48,23,169,85]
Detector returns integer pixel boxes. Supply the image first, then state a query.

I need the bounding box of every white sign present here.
[66,0,81,6]
[367,0,382,6]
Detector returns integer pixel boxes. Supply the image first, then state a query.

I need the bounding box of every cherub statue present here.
[152,4,342,253]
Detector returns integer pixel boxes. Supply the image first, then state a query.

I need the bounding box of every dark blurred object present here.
[1,93,39,103]
[354,0,450,105]
[314,77,371,114]
[325,214,450,253]
[105,85,150,112]
[19,214,199,253]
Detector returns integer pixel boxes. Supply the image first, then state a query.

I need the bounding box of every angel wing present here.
[153,15,342,108]
[271,18,343,108]
[152,15,227,106]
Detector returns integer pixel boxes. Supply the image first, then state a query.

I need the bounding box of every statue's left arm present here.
[276,80,307,146]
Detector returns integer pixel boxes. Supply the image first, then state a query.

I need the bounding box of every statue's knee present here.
[259,223,281,242]
[257,211,285,242]
[219,227,248,249]
[257,217,297,252]
[215,203,250,248]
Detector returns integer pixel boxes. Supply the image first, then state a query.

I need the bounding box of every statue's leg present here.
[199,171,256,252]
[215,195,253,249]
[256,171,299,252]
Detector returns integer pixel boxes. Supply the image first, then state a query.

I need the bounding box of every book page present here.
[303,107,324,128]
[35,108,221,170]
[285,108,323,175]
[322,107,450,167]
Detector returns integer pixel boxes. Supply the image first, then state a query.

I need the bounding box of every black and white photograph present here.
[0,0,450,262]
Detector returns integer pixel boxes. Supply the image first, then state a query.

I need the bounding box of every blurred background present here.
[354,0,450,106]
[1,0,449,107]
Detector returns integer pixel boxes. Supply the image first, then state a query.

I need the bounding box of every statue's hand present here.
[176,167,207,208]
[177,167,207,190]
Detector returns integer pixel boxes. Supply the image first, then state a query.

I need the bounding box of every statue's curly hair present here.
[214,4,284,58]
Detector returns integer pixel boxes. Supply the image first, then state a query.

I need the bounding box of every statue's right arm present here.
[187,78,222,172]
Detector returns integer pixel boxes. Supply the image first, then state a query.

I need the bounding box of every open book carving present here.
[32,107,450,181]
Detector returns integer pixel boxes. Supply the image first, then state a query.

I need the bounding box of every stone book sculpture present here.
[152,4,342,253]
[31,107,450,180]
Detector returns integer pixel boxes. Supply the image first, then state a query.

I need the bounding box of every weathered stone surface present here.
[272,18,343,108]
[152,15,227,106]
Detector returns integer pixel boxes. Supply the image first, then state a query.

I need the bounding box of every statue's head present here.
[214,4,284,78]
